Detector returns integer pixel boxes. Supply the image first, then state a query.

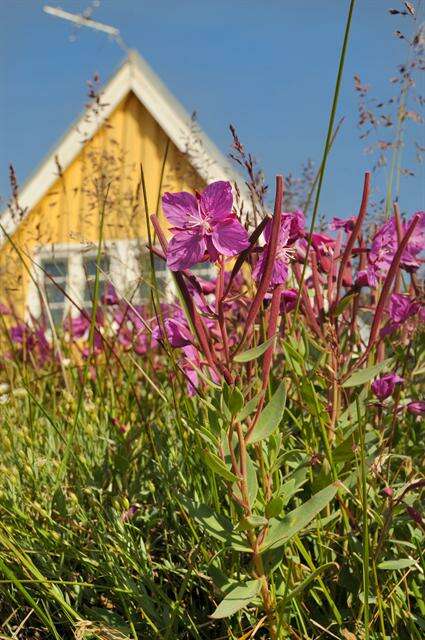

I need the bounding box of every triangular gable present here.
[0,50,252,246]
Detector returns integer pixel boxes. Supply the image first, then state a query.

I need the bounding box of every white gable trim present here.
[0,50,251,248]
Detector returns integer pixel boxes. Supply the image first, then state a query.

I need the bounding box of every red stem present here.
[334,172,370,305]
[235,176,284,351]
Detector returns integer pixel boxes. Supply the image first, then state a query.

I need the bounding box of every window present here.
[82,254,110,307]
[41,257,68,325]
[28,240,176,322]
[136,253,169,303]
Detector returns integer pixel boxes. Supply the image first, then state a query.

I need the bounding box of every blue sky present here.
[0,1,424,220]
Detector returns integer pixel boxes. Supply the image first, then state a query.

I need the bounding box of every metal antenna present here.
[43,4,129,52]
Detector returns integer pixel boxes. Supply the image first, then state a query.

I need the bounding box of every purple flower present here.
[64,314,90,339]
[163,181,249,271]
[152,317,192,348]
[121,504,139,522]
[181,344,220,396]
[10,324,28,345]
[330,216,356,233]
[381,293,420,337]
[371,373,404,401]
[253,215,296,286]
[358,212,425,287]
[407,401,425,416]
[280,288,298,313]
[102,283,119,306]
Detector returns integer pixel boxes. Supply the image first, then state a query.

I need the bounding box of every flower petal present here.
[166,231,206,271]
[205,235,220,263]
[162,191,198,227]
[200,181,233,222]
[211,217,249,256]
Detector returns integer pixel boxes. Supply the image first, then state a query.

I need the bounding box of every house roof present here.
[0,50,252,247]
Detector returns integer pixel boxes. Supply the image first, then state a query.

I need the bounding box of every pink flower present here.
[64,314,90,339]
[381,293,420,336]
[253,214,298,287]
[101,283,119,306]
[280,288,298,313]
[407,401,425,416]
[163,181,249,271]
[153,317,192,348]
[358,212,425,287]
[181,344,220,396]
[330,216,356,233]
[371,373,404,401]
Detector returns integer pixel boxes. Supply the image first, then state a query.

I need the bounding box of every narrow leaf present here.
[378,558,416,570]
[237,392,261,422]
[203,450,238,483]
[210,579,262,619]
[234,335,276,363]
[342,358,393,388]
[249,382,286,444]
[261,483,339,552]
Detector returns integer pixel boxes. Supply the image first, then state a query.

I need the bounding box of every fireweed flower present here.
[253,214,301,287]
[101,283,119,306]
[163,181,249,271]
[280,289,298,313]
[357,212,425,287]
[371,373,404,401]
[330,216,356,233]
[181,344,220,396]
[64,314,90,339]
[151,304,194,348]
[152,316,192,348]
[381,293,420,336]
[407,401,425,415]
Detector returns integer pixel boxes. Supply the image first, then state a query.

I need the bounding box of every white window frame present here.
[26,238,174,320]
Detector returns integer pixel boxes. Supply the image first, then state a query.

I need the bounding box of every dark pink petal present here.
[264,215,293,245]
[162,191,198,227]
[201,181,233,222]
[205,235,220,263]
[211,217,249,256]
[407,401,425,416]
[166,231,206,271]
[253,253,289,286]
[270,258,289,286]
[371,373,404,401]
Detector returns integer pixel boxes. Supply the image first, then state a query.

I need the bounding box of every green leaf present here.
[249,382,286,444]
[232,451,258,508]
[234,335,276,363]
[210,579,262,619]
[342,358,393,388]
[378,558,416,570]
[265,496,284,519]
[334,293,355,316]
[261,483,339,552]
[237,392,261,422]
[228,388,244,415]
[236,515,268,531]
[184,502,251,553]
[202,450,238,483]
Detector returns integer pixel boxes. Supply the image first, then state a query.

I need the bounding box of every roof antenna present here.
[43,3,130,53]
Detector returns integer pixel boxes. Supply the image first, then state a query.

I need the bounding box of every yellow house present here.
[0,51,250,324]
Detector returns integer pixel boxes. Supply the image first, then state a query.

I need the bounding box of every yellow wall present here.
[0,91,204,316]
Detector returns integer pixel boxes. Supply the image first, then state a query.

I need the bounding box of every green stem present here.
[293,0,356,323]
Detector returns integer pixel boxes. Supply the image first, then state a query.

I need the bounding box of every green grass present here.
[0,329,423,639]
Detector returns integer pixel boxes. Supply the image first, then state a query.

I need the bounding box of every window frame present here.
[26,239,174,321]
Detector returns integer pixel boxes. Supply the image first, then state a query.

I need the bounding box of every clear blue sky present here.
[0,1,424,219]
